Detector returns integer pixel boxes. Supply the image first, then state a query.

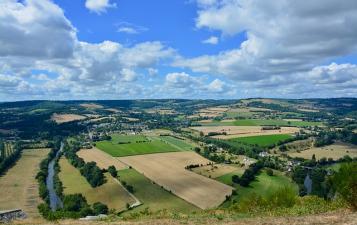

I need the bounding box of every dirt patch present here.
[51,113,86,124]
[0,148,50,218]
[118,152,233,210]
[77,147,127,170]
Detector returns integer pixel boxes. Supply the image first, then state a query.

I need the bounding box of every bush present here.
[331,162,357,210]
[266,168,274,176]
[266,186,297,208]
[92,202,108,215]
[108,165,117,178]
[63,194,89,212]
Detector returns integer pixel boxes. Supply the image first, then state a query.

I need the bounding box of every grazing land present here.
[118,168,198,214]
[156,135,195,151]
[118,152,234,209]
[190,125,299,139]
[79,103,104,109]
[96,134,181,157]
[51,113,86,124]
[288,143,357,160]
[76,147,127,170]
[59,157,136,211]
[229,134,293,147]
[0,148,49,218]
[218,169,298,206]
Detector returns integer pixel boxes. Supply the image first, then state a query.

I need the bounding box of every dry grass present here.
[59,158,135,211]
[51,113,86,124]
[191,164,239,178]
[79,103,104,109]
[0,148,50,218]
[190,126,299,139]
[118,152,233,210]
[77,147,128,170]
[13,209,357,225]
[288,143,357,160]
[105,108,121,113]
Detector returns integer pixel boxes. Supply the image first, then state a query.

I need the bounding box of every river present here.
[46,142,64,211]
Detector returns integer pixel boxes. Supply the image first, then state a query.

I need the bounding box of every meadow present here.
[229,134,293,147]
[156,135,195,151]
[217,169,298,207]
[0,148,49,218]
[118,168,198,214]
[288,143,357,160]
[59,157,136,211]
[96,134,180,157]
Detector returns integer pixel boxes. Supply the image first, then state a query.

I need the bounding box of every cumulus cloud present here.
[177,0,357,83]
[85,0,116,14]
[202,36,219,45]
[116,22,148,34]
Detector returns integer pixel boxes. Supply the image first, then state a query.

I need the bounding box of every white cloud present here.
[181,0,357,83]
[85,0,116,14]
[202,36,219,45]
[206,79,225,92]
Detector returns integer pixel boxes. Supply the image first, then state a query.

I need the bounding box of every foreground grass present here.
[59,157,135,211]
[118,168,198,215]
[218,169,298,207]
[229,134,293,147]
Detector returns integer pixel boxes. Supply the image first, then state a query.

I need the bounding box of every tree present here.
[194,147,201,153]
[63,194,88,212]
[108,165,117,178]
[232,175,240,184]
[331,162,357,210]
[92,202,108,215]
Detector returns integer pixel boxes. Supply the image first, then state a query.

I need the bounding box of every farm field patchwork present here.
[0,148,50,218]
[190,125,299,139]
[218,169,298,207]
[59,157,136,211]
[96,134,181,157]
[118,168,198,214]
[76,147,128,170]
[229,134,293,147]
[118,152,234,209]
[288,143,357,160]
[199,119,322,127]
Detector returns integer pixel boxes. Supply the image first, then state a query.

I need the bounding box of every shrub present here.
[331,162,357,210]
[108,165,118,178]
[92,202,108,215]
[266,168,274,176]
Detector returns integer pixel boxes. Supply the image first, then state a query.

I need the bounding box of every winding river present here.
[46,142,64,211]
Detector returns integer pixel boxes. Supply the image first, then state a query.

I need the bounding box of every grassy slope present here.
[217,169,298,207]
[96,134,181,157]
[200,119,322,127]
[118,168,198,214]
[59,157,135,211]
[229,134,292,147]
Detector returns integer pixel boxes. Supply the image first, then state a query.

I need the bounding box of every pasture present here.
[59,158,136,211]
[156,135,195,151]
[76,147,127,170]
[288,143,357,160]
[79,103,103,109]
[118,168,198,214]
[96,134,181,157]
[229,134,293,147]
[190,125,299,139]
[51,113,86,124]
[218,169,298,207]
[0,148,50,218]
[118,152,234,209]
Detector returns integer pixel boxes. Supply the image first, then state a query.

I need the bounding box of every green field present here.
[118,169,198,214]
[217,169,298,207]
[157,135,194,151]
[200,119,322,127]
[229,134,293,147]
[96,134,181,157]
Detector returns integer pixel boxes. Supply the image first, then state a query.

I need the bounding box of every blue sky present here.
[0,0,357,100]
